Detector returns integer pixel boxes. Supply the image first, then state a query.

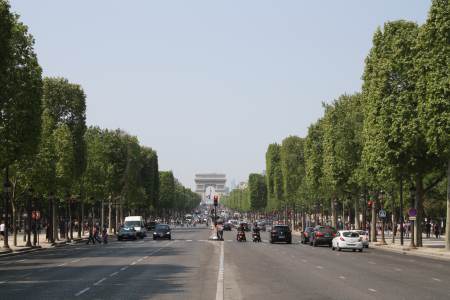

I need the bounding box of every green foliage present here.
[265,143,283,210]
[280,136,306,205]
[221,187,250,212]
[159,171,175,211]
[248,173,267,211]
[0,11,42,168]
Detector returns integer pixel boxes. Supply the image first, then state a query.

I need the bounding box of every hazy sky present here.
[10,1,430,189]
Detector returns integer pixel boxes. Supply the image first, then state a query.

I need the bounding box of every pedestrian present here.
[426,221,431,238]
[94,224,102,243]
[434,223,440,239]
[102,226,108,244]
[86,226,96,245]
[0,220,4,241]
[217,223,224,240]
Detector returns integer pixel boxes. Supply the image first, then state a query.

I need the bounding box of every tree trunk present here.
[12,201,17,247]
[331,199,337,228]
[52,201,58,241]
[355,197,360,230]
[445,158,450,251]
[415,175,424,247]
[371,200,377,242]
[108,198,112,234]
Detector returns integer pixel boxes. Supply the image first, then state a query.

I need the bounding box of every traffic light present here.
[213,195,218,207]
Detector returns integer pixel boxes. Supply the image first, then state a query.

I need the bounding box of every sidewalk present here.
[370,235,450,261]
[0,230,89,257]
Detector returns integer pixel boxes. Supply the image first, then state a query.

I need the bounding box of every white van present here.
[124,216,147,239]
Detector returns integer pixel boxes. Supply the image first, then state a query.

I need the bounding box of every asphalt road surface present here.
[0,227,449,300]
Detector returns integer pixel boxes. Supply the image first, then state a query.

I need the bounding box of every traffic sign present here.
[409,216,416,221]
[378,209,386,219]
[408,208,417,217]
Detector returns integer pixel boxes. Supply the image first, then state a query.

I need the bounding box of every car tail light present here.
[340,237,345,241]
[316,232,324,237]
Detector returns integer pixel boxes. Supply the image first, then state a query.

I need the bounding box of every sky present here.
[9,0,431,190]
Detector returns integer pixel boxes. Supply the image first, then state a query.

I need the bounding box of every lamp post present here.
[2,168,11,251]
[399,178,404,246]
[380,190,387,245]
[48,193,55,245]
[409,185,416,249]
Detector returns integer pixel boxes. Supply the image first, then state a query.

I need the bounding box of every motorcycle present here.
[252,231,261,242]
[237,230,246,242]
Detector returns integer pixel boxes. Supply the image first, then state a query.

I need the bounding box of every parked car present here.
[223,223,232,231]
[124,216,147,239]
[310,225,336,247]
[351,230,369,248]
[117,227,137,241]
[332,230,363,252]
[270,225,292,244]
[300,227,315,244]
[153,224,171,240]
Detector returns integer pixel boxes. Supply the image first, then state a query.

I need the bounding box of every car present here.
[257,221,266,232]
[117,227,137,241]
[124,216,147,239]
[332,230,363,252]
[270,225,292,244]
[300,227,315,244]
[223,223,232,231]
[310,225,336,247]
[351,230,369,248]
[153,224,171,240]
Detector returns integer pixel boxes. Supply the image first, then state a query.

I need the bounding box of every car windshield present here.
[342,232,359,238]
[156,225,169,231]
[124,221,141,227]
[275,226,289,231]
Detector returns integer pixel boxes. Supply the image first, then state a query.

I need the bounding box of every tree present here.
[159,171,175,218]
[416,0,450,250]
[248,173,267,211]
[265,143,283,211]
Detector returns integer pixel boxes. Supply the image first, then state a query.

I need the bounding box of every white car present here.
[332,230,364,252]
[351,230,369,248]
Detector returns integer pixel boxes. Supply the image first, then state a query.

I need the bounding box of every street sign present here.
[409,216,416,221]
[408,208,417,217]
[378,209,386,218]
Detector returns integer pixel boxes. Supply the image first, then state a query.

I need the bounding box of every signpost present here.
[408,208,417,221]
[378,209,386,219]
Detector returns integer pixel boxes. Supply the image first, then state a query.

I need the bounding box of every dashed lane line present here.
[109,272,119,277]
[93,278,106,286]
[75,287,90,297]
[57,263,67,267]
[368,261,376,265]
[120,266,128,271]
[368,288,377,292]
[432,277,442,282]
[339,276,346,280]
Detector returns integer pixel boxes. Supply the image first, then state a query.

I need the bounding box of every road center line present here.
[368,288,377,292]
[432,277,441,282]
[75,287,90,297]
[110,272,119,277]
[215,241,224,300]
[93,278,107,286]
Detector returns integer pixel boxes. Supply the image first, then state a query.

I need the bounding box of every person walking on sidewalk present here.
[86,226,96,245]
[0,220,4,240]
[94,224,102,243]
[426,221,431,238]
[434,223,440,239]
[102,226,108,244]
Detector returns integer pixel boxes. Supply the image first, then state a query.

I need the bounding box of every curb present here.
[370,244,450,262]
[0,237,89,258]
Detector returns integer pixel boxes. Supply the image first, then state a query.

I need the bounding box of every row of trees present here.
[223,0,449,249]
[0,1,198,248]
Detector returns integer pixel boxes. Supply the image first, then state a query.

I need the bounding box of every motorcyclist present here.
[237,223,246,241]
[253,222,261,241]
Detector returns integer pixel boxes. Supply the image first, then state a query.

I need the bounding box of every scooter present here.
[252,231,261,242]
[237,230,246,242]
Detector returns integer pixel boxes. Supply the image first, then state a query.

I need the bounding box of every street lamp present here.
[2,175,11,251]
[409,185,416,248]
[25,189,32,247]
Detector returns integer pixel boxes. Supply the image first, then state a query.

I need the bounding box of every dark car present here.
[310,225,336,247]
[146,221,156,231]
[257,221,266,232]
[300,227,315,244]
[117,227,137,241]
[223,223,232,231]
[153,224,171,240]
[270,225,292,244]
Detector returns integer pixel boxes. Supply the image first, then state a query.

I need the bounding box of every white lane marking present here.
[186,240,193,242]
[0,281,7,284]
[21,273,32,277]
[215,241,224,300]
[131,261,137,265]
[368,288,377,292]
[395,268,402,272]
[316,266,323,269]
[226,240,232,242]
[17,259,26,262]
[109,272,119,277]
[301,259,308,263]
[339,276,346,280]
[137,258,143,262]
[58,263,67,267]
[75,287,90,296]
[71,259,81,263]
[120,266,128,271]
[368,261,376,265]
[198,239,207,242]
[143,256,148,259]
[432,277,442,282]
[93,278,107,286]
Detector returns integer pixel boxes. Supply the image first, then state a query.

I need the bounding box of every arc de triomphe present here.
[195,173,227,205]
